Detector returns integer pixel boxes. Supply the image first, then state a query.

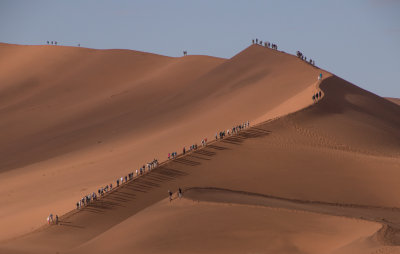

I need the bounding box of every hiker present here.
[183,147,186,154]
[319,91,322,97]
[168,190,173,202]
[168,153,170,159]
[55,215,59,225]
[178,188,182,198]
[318,73,322,80]
[117,179,120,187]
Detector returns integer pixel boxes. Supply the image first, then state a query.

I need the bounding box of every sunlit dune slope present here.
[70,198,381,254]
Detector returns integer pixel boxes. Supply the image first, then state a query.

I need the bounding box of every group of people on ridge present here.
[252,38,278,50]
[296,51,315,66]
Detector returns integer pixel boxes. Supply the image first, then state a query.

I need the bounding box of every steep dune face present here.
[0,43,322,240]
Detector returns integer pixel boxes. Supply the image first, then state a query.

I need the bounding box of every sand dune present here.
[386,97,400,106]
[0,42,399,253]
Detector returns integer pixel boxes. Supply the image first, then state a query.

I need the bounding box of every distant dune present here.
[386,97,400,106]
[0,43,399,254]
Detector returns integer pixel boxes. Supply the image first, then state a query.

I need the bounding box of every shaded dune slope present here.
[298,75,400,155]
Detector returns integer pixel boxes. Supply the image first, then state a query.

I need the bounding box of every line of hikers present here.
[75,159,159,210]
[46,41,58,45]
[183,144,198,155]
[252,38,278,50]
[216,121,250,140]
[296,51,315,66]
[168,152,178,160]
[70,119,250,214]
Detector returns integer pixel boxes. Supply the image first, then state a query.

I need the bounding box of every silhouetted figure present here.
[178,188,182,198]
[55,41,57,45]
[256,38,258,44]
[47,41,49,45]
[168,190,173,202]
[252,39,254,44]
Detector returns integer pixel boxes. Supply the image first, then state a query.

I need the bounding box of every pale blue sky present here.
[1,0,399,97]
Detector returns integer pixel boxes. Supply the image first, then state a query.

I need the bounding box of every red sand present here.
[0,43,399,254]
